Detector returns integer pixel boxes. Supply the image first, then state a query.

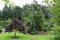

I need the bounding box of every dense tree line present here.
[0,0,51,34]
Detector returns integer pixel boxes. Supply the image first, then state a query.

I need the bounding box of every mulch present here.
[38,31,48,35]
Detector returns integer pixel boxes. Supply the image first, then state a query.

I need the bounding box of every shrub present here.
[51,25,60,40]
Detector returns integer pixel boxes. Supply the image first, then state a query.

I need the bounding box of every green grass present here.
[0,32,54,40]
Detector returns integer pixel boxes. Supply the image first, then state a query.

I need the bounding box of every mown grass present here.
[0,32,54,40]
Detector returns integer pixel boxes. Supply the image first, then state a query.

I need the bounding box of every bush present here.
[0,19,11,28]
[51,25,60,40]
[30,30,38,35]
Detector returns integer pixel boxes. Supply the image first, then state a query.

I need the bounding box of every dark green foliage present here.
[42,5,51,19]
[0,0,51,34]
[1,4,22,20]
[22,0,48,34]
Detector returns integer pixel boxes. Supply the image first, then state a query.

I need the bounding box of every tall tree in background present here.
[2,4,9,20]
[22,0,45,34]
[1,4,22,20]
[32,0,45,31]
[12,6,22,20]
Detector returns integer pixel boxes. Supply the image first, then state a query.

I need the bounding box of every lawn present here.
[0,32,54,40]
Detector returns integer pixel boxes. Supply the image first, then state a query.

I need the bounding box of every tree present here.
[51,0,60,40]
[2,4,9,20]
[1,4,22,20]
[0,11,2,20]
[2,0,15,7]
[45,0,60,40]
[42,5,51,20]
[5,18,25,38]
[12,6,22,20]
[31,0,45,31]
[22,0,45,34]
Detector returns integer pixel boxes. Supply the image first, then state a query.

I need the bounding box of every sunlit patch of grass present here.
[0,32,54,40]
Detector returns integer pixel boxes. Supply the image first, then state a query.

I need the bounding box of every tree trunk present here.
[14,31,16,38]
[13,29,17,38]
